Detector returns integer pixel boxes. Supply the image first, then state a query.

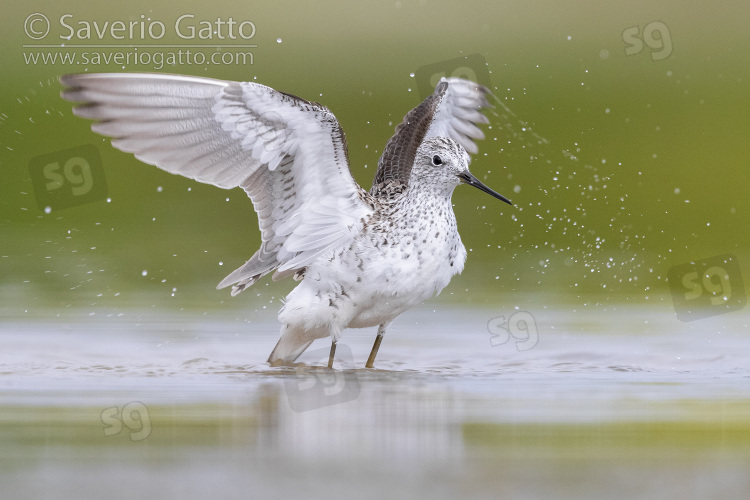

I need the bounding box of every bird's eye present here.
[432,155,443,166]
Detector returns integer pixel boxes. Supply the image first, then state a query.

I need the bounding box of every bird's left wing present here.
[60,73,371,293]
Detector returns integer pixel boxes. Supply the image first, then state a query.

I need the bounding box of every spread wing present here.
[60,73,371,295]
[372,77,491,195]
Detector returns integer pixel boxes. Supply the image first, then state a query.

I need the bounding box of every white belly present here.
[278,226,467,336]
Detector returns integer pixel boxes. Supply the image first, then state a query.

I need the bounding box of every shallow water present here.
[2,304,749,499]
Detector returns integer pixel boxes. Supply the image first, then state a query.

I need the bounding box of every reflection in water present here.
[254,381,463,466]
[1,306,749,498]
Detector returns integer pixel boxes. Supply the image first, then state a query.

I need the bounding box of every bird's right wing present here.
[423,77,491,153]
[373,77,491,194]
[61,73,372,294]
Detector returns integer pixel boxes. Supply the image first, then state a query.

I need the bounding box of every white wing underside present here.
[61,73,369,294]
[424,77,490,155]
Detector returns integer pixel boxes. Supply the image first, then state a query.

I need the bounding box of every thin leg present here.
[327,340,337,368]
[365,324,388,368]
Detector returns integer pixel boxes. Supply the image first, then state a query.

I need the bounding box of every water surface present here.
[2,305,748,499]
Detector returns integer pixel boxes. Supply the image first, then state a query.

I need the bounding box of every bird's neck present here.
[385,182,457,226]
[404,178,457,203]
[368,179,458,226]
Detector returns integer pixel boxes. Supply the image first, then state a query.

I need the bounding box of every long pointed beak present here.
[457,170,513,205]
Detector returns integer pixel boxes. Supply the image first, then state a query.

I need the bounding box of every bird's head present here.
[411,137,512,205]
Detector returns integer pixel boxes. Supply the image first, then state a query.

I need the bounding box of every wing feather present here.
[60,73,371,293]
[372,77,492,196]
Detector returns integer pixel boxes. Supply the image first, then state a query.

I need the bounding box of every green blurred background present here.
[2,0,749,316]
